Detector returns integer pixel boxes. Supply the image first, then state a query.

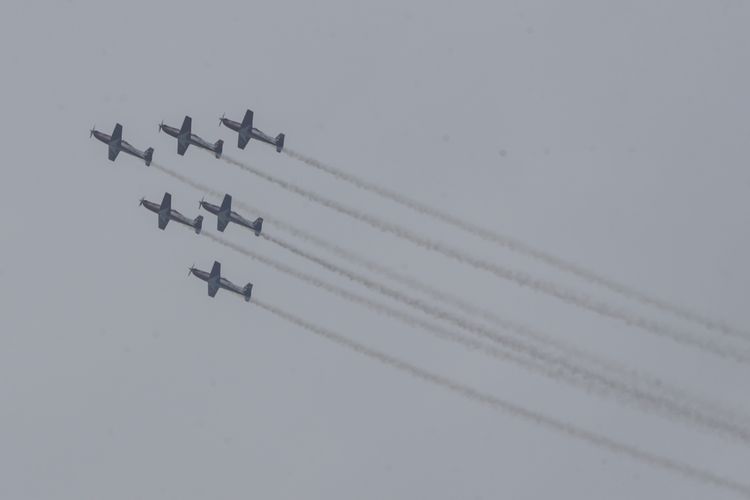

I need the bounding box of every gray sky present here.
[1,0,749,498]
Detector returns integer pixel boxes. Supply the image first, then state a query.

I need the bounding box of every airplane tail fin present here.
[144,147,154,166]
[275,133,285,153]
[193,215,204,234]
[209,261,221,280]
[253,217,263,237]
[214,139,224,158]
[243,283,253,302]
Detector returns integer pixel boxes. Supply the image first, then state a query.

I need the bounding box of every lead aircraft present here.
[220,109,285,152]
[91,123,154,166]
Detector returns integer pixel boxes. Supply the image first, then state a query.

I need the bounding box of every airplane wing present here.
[237,110,253,149]
[160,193,172,212]
[177,140,189,155]
[208,281,219,297]
[157,193,171,230]
[177,116,191,155]
[217,217,230,232]
[108,123,123,161]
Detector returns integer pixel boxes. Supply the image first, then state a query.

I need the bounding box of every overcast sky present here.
[1,0,749,498]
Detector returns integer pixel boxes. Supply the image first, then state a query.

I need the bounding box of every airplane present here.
[159,116,224,158]
[199,194,263,236]
[219,109,285,152]
[140,192,204,234]
[189,261,253,302]
[90,123,154,166]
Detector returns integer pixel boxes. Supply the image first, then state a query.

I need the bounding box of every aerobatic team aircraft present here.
[140,192,204,234]
[189,261,253,302]
[90,123,154,166]
[159,116,224,158]
[199,194,263,236]
[220,109,285,152]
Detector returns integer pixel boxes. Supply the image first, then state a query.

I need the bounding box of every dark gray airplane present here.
[140,192,204,234]
[90,123,154,166]
[159,116,224,158]
[219,109,285,152]
[199,194,263,236]
[189,261,253,302]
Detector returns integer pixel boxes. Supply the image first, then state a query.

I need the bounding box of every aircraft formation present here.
[91,109,282,302]
[89,107,750,498]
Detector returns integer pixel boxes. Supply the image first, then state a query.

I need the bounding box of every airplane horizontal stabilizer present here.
[193,215,204,234]
[144,147,154,166]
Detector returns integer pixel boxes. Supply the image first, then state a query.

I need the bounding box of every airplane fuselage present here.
[200,201,259,232]
[189,268,249,299]
[160,124,220,154]
[190,268,211,282]
[92,130,152,163]
[141,199,201,233]
[218,277,246,296]
[140,199,161,213]
[220,117,278,147]
[92,130,112,144]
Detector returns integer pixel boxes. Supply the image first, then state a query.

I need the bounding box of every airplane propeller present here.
[139,197,145,206]
[89,124,96,138]
[198,197,205,209]
[219,113,225,127]
[158,121,164,133]
[187,263,196,277]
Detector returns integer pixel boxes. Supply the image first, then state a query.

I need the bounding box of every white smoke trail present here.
[252,213,633,370]
[152,162,750,434]
[256,232,750,443]
[284,148,749,342]
[222,155,749,363]
[227,199,750,435]
[253,298,750,499]
[204,233,576,382]
[204,232,672,423]
[152,162,225,198]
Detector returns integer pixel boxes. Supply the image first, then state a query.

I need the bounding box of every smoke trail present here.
[203,232,673,428]
[253,298,750,498]
[256,212,630,371]
[284,148,749,342]
[222,154,747,363]
[152,162,750,432]
[204,232,528,364]
[256,232,750,443]
[204,232,634,406]
[152,162,225,199]
[224,199,750,434]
